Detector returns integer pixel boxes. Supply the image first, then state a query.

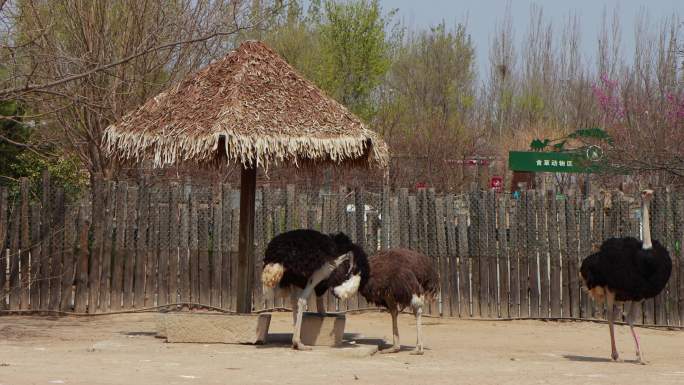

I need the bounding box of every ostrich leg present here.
[380,306,400,353]
[606,291,619,361]
[290,288,299,325]
[292,252,351,350]
[410,295,425,355]
[625,301,645,364]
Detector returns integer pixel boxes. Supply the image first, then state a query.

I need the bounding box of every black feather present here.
[580,236,672,302]
[263,229,369,297]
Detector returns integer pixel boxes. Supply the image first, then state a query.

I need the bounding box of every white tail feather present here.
[333,274,361,299]
[261,263,285,290]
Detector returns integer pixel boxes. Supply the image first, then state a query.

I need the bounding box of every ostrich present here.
[360,248,438,355]
[580,189,672,364]
[261,229,369,350]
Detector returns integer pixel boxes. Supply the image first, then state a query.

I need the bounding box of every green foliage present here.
[261,0,395,122]
[316,0,394,120]
[0,101,31,180]
[1,100,86,200]
[11,152,88,200]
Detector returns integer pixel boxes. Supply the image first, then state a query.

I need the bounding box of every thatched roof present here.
[103,41,388,170]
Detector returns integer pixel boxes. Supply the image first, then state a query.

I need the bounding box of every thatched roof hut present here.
[103,40,388,171]
[104,41,389,313]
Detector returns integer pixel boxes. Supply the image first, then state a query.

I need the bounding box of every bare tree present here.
[0,0,283,179]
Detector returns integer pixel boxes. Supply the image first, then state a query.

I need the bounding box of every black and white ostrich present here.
[580,189,672,364]
[261,229,369,350]
[360,248,438,355]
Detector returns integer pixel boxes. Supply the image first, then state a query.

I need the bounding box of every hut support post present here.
[237,166,257,313]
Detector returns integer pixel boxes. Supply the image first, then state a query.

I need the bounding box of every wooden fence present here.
[1,175,683,326]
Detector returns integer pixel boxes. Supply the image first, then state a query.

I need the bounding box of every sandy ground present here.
[1,312,683,385]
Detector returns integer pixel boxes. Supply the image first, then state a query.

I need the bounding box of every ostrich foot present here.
[410,348,424,356]
[292,342,312,351]
[379,345,400,354]
[636,353,646,365]
[611,351,619,361]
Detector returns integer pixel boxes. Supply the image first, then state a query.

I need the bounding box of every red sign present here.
[490,176,503,192]
[415,182,427,189]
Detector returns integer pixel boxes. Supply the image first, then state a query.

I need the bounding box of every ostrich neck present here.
[642,200,652,250]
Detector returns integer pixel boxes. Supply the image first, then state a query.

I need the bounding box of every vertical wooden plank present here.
[558,195,570,318]
[220,185,232,310]
[134,182,149,309]
[0,187,9,310]
[260,186,273,309]
[486,191,498,318]
[30,205,41,309]
[518,192,530,317]
[679,197,684,324]
[123,187,138,308]
[654,189,667,324]
[526,191,539,318]
[435,196,449,316]
[548,193,561,318]
[355,188,367,310]
[579,196,592,318]
[168,184,180,306]
[89,175,104,312]
[198,193,211,305]
[380,185,391,249]
[19,178,30,309]
[416,189,427,254]
[74,205,90,313]
[8,197,20,310]
[445,195,459,317]
[145,190,160,307]
[566,194,581,318]
[425,189,438,314]
[536,191,549,317]
[457,212,470,317]
[497,195,510,318]
[98,182,115,312]
[468,192,481,317]
[48,188,64,310]
[178,188,190,307]
[111,182,127,311]
[286,185,296,231]
[189,193,200,305]
[230,207,240,310]
[665,189,678,325]
[509,198,521,318]
[389,197,400,248]
[408,195,418,251]
[60,206,77,311]
[211,185,223,308]
[38,172,51,309]
[398,188,409,248]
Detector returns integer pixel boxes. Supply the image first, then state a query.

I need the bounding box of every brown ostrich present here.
[360,248,438,355]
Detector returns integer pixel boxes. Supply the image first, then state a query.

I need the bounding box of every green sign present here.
[508,151,601,173]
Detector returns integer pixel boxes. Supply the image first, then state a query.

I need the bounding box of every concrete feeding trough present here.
[161,313,271,344]
[298,312,346,347]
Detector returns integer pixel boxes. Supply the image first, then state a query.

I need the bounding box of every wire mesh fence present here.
[0,174,682,326]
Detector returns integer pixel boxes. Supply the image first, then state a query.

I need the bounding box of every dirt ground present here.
[1,312,683,385]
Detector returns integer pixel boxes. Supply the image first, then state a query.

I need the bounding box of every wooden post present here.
[236,166,256,314]
[0,186,7,310]
[74,204,90,313]
[30,205,41,309]
[98,182,115,312]
[39,172,51,309]
[89,174,104,312]
[19,178,30,310]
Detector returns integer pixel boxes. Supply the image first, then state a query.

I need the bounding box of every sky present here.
[379,0,684,76]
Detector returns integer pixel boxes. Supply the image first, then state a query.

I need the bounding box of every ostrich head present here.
[329,232,370,298]
[641,189,654,202]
